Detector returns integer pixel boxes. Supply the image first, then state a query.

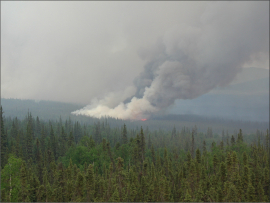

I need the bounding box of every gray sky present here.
[1,1,269,118]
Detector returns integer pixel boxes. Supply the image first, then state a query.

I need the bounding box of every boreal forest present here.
[1,106,269,202]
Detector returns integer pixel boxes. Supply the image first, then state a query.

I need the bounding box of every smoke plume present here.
[72,2,269,120]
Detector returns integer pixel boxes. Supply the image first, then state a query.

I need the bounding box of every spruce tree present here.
[102,138,107,152]
[196,149,201,164]
[35,138,43,183]
[18,162,29,202]
[203,140,207,156]
[110,187,120,202]
[226,183,238,202]
[171,125,176,140]
[184,188,192,202]
[191,129,195,158]
[1,106,8,168]
[140,127,146,162]
[107,142,116,172]
[263,167,269,199]
[37,185,46,202]
[75,172,84,202]
[243,151,248,166]
[26,115,34,161]
[85,164,95,201]
[226,152,232,176]
[35,116,41,136]
[256,181,265,202]
[59,126,67,156]
[147,134,152,149]
[68,131,75,148]
[90,135,96,148]
[151,144,156,165]
[94,121,101,144]
[213,154,218,174]
[186,151,192,168]
[247,182,255,202]
[231,135,235,146]
[40,126,46,154]
[122,123,128,144]
[147,184,155,202]
[49,125,57,161]
[45,180,53,202]
[237,129,244,143]
[217,186,223,202]
[164,148,169,177]
[28,175,40,202]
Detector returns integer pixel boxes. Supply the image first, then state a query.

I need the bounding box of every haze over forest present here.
[1,1,269,121]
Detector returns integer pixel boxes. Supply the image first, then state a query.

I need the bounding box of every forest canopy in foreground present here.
[1,106,269,202]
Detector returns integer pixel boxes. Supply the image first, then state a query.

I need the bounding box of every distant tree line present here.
[1,98,269,135]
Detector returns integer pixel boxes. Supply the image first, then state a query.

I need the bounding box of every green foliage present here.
[122,123,128,144]
[1,154,23,202]
[1,106,8,168]
[0,107,269,202]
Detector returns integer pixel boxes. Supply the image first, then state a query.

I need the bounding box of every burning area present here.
[72,2,268,121]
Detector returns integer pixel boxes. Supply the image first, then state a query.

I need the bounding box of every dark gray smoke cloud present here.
[73,1,269,120]
[131,1,269,108]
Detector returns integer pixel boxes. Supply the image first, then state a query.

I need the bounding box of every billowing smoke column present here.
[72,2,269,120]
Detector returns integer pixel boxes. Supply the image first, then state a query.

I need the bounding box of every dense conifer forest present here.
[1,106,269,202]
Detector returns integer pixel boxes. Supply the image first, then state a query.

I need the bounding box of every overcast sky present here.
[1,1,269,107]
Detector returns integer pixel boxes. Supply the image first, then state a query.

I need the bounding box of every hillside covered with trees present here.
[1,98,268,135]
[1,106,269,202]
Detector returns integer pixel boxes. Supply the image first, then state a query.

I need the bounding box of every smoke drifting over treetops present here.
[72,2,269,120]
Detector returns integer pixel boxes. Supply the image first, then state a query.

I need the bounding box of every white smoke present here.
[72,97,158,120]
[72,2,269,120]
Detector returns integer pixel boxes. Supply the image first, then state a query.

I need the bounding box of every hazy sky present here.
[1,1,269,109]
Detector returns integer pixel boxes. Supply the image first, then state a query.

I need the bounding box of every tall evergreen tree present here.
[196,148,201,164]
[40,126,46,154]
[203,140,207,156]
[107,142,116,172]
[35,138,43,183]
[231,135,235,146]
[237,129,244,143]
[147,134,152,149]
[220,161,227,183]
[85,164,95,202]
[37,185,46,202]
[1,106,8,168]
[246,182,255,202]
[140,127,146,162]
[243,151,248,166]
[191,129,195,158]
[184,188,192,202]
[151,144,156,165]
[68,131,75,148]
[94,121,101,144]
[49,125,57,161]
[122,123,128,144]
[26,119,34,161]
[35,116,41,137]
[59,126,67,156]
[171,125,176,140]
[75,172,84,202]
[18,161,29,202]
